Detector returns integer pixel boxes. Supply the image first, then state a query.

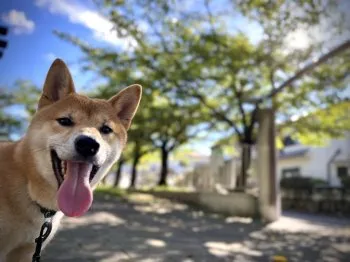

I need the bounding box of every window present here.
[337,166,348,178]
[281,167,300,178]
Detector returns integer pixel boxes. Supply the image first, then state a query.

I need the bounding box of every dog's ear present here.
[109,84,142,130]
[38,59,76,109]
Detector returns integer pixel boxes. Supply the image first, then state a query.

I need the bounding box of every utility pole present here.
[0,26,8,59]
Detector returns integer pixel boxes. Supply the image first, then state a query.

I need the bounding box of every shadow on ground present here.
[43,193,350,262]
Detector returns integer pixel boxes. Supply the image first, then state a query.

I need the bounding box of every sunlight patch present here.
[225,216,253,224]
[205,241,263,257]
[145,239,166,248]
[285,28,310,50]
[62,211,125,229]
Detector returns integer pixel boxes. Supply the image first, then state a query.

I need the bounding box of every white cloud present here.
[35,0,137,50]
[44,52,57,62]
[1,10,35,35]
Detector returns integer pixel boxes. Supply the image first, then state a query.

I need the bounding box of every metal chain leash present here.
[32,209,56,262]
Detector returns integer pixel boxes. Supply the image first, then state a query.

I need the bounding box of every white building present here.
[186,134,350,191]
[277,134,350,186]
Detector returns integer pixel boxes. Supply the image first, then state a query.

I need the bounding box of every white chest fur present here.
[0,209,64,259]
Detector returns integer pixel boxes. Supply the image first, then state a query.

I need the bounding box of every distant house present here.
[278,133,350,186]
[186,134,350,190]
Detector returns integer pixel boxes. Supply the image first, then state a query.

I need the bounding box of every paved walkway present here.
[43,193,350,262]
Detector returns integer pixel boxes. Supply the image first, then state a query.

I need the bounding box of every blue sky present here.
[0,0,265,92]
[0,0,134,91]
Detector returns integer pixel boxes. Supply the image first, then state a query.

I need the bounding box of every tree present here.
[279,100,350,145]
[172,1,350,188]
[127,128,155,188]
[90,74,159,188]
[0,91,20,138]
[148,100,211,186]
[0,80,41,139]
[13,80,41,117]
[57,0,350,189]
[55,36,212,188]
[113,155,125,187]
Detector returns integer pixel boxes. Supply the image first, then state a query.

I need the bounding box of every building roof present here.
[279,148,309,159]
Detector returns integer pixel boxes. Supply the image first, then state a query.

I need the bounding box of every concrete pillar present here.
[257,108,280,222]
[209,145,224,191]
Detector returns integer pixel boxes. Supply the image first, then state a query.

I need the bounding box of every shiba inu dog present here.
[0,59,142,261]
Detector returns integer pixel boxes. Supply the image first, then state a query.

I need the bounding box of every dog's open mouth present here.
[50,150,99,187]
[50,150,99,217]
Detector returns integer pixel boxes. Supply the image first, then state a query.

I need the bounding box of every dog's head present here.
[26,59,141,217]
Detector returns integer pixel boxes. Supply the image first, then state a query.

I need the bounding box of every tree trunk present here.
[158,147,169,186]
[129,154,140,189]
[236,124,255,190]
[101,173,109,185]
[237,143,252,189]
[114,158,125,187]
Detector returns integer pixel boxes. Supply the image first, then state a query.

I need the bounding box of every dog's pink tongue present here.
[57,161,93,217]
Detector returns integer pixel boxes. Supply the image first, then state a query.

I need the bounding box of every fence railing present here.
[281,187,350,215]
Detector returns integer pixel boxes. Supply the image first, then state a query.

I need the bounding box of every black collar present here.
[35,202,57,218]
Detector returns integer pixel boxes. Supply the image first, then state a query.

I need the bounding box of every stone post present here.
[257,108,280,222]
[209,145,224,191]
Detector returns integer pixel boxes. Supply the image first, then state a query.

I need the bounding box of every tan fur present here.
[0,59,141,261]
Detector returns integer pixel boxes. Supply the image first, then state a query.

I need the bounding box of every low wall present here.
[282,187,350,215]
[133,190,259,218]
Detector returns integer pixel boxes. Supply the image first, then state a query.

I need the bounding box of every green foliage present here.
[0,90,21,137]
[280,176,328,190]
[147,185,190,192]
[95,185,128,198]
[339,176,350,189]
[0,80,42,139]
[338,169,350,189]
[13,80,41,118]
[280,101,350,146]
[56,0,350,186]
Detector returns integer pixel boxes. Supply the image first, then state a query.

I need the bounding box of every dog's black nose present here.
[75,136,100,157]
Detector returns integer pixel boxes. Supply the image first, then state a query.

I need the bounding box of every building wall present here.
[278,156,310,179]
[278,134,350,186]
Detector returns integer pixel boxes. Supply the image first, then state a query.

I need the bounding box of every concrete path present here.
[43,193,350,262]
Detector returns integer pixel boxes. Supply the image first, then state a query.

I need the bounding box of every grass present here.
[94,185,128,198]
[94,185,191,203]
[139,185,191,192]
[95,185,158,203]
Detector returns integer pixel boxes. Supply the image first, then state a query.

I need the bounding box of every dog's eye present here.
[57,117,74,127]
[100,125,113,134]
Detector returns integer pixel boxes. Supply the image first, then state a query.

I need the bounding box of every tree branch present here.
[232,81,247,127]
[190,92,242,136]
[247,39,350,104]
